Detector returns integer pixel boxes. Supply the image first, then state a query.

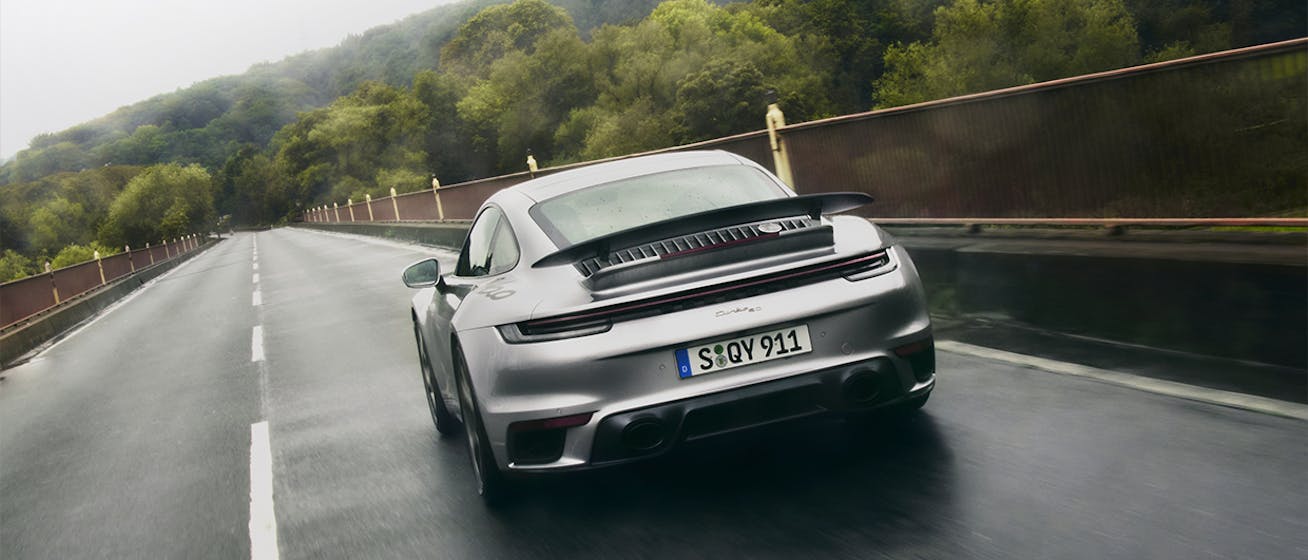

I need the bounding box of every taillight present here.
[498,319,612,343]
[501,251,891,344]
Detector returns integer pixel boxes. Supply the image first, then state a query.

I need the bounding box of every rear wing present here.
[532,192,873,269]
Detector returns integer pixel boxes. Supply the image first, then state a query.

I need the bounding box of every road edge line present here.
[936,340,1308,422]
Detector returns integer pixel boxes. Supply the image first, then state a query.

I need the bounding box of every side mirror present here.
[402,258,443,289]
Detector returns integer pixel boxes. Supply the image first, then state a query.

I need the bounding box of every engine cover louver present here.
[575,217,817,277]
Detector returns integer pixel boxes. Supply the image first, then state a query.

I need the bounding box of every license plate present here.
[674,324,812,379]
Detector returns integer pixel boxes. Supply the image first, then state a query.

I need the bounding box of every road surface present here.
[2,229,1304,559]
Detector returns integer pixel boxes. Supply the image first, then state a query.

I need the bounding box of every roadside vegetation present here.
[0,0,1302,280]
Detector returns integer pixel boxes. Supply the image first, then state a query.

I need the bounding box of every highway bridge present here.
[3,229,1304,559]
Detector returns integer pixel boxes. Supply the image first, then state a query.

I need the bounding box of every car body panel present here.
[406,150,934,474]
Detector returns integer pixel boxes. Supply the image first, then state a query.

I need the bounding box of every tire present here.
[414,322,457,436]
[452,344,514,506]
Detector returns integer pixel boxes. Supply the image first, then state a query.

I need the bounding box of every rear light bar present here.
[499,250,893,344]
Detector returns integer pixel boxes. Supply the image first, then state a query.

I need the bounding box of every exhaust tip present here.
[842,370,882,404]
[622,418,667,452]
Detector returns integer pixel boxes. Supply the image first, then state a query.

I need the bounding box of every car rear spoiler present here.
[532,192,873,268]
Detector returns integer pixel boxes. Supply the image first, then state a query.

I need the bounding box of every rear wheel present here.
[414,323,456,436]
[452,344,514,506]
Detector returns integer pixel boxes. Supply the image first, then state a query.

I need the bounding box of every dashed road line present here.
[252,290,262,307]
[937,340,1308,421]
[249,421,280,560]
[251,326,265,363]
[252,273,260,285]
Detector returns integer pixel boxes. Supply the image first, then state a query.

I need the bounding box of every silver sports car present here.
[403,150,934,503]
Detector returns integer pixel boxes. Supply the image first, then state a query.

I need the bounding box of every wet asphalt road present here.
[2,229,1305,559]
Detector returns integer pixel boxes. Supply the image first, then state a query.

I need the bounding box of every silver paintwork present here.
[408,150,933,472]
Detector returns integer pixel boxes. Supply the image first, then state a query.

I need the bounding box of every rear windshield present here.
[530,164,787,246]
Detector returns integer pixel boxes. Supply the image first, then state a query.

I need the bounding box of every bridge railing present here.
[303,38,1306,227]
[1,236,204,331]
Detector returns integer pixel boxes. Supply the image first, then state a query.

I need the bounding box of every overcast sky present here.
[0,0,457,160]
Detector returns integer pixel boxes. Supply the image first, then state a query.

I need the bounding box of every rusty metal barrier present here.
[1,235,205,330]
[785,38,1307,220]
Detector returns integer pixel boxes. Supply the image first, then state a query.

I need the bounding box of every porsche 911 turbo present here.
[403,150,935,503]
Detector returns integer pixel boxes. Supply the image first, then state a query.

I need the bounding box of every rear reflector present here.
[508,412,594,433]
[893,339,932,357]
[893,338,935,382]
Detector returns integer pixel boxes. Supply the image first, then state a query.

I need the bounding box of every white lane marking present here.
[937,340,1308,421]
[32,238,218,360]
[253,262,259,271]
[252,290,262,307]
[249,421,280,560]
[252,273,260,285]
[251,326,265,362]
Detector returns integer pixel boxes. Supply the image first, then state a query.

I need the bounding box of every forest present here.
[1,0,1303,281]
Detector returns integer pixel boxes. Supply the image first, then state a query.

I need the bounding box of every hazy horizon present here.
[0,0,458,160]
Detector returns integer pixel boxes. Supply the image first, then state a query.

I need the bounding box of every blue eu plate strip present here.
[674,348,692,378]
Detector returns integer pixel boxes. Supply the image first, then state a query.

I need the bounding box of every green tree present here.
[558,0,832,160]
[272,81,429,205]
[99,164,216,248]
[27,197,90,255]
[875,0,1141,108]
[413,70,480,182]
[440,0,577,77]
[0,250,35,282]
[673,59,768,139]
[456,26,597,171]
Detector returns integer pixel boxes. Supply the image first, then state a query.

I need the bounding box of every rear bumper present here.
[585,355,935,468]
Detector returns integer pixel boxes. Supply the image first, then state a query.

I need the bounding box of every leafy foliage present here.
[875,0,1142,108]
[98,164,215,248]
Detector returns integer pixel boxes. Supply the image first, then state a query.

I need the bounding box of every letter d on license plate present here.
[674,324,812,379]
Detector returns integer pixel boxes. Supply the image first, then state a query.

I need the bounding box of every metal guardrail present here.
[0,235,204,331]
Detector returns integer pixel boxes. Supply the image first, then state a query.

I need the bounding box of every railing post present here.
[147,242,155,265]
[127,245,135,273]
[165,240,172,259]
[347,198,356,222]
[46,261,59,304]
[390,188,400,221]
[432,176,445,221]
[765,97,795,190]
[95,250,106,285]
[365,194,375,221]
[333,203,340,222]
